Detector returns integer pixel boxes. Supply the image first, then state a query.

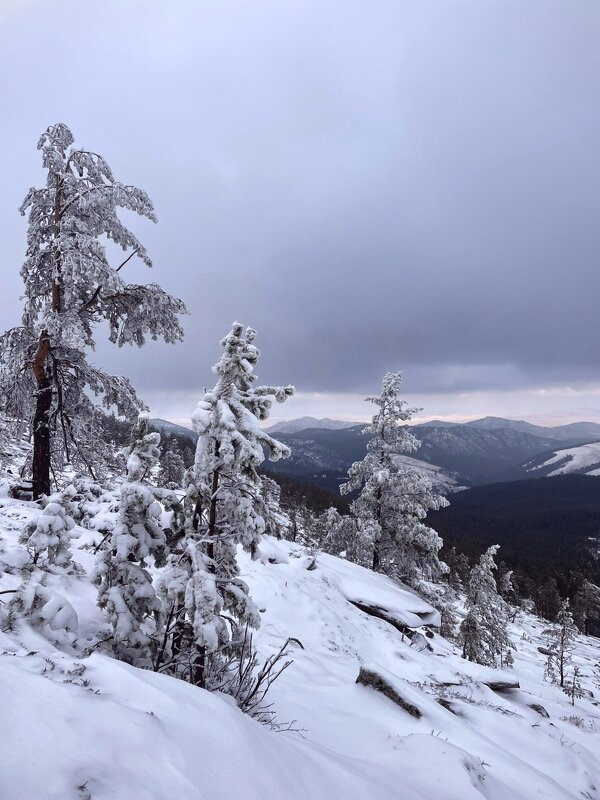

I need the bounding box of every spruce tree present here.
[95,414,168,665]
[460,545,513,667]
[159,438,186,489]
[543,599,578,687]
[0,123,186,497]
[156,323,293,688]
[340,372,448,587]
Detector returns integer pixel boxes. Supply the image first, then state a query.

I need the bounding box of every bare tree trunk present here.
[31,332,52,499]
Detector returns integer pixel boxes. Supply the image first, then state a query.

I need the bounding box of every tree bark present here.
[31,331,52,498]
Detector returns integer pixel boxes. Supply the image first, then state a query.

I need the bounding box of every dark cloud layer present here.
[1,0,599,407]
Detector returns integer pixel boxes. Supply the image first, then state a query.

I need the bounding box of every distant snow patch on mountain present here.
[526,441,600,477]
[393,454,466,492]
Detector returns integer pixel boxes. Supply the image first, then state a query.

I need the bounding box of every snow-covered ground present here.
[0,496,599,799]
[527,441,600,477]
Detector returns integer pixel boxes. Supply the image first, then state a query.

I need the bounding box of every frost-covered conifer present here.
[0,123,186,497]
[95,414,167,665]
[156,323,293,688]
[340,372,448,587]
[6,489,80,642]
[543,599,578,687]
[460,545,513,667]
[6,571,79,639]
[565,666,583,706]
[20,489,76,568]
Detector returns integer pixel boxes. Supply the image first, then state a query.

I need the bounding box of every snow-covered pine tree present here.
[459,545,513,667]
[565,666,583,706]
[340,372,448,588]
[20,488,76,568]
[0,123,186,498]
[95,414,167,665]
[543,599,578,688]
[156,323,294,689]
[159,438,186,489]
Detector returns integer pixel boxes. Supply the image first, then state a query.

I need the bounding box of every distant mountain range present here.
[266,417,360,434]
[149,415,600,491]
[419,415,600,441]
[261,416,600,490]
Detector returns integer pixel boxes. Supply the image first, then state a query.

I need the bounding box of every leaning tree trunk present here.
[30,331,52,499]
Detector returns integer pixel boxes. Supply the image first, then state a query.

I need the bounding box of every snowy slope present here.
[393,453,466,492]
[526,441,600,477]
[0,497,599,799]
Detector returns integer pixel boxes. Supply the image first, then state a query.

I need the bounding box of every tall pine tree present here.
[156,323,293,688]
[340,372,448,587]
[0,123,186,497]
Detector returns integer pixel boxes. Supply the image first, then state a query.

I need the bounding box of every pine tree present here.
[340,372,448,587]
[95,414,168,665]
[459,545,513,667]
[543,599,578,688]
[159,438,186,489]
[534,574,562,621]
[572,579,600,636]
[564,666,583,706]
[0,123,186,498]
[20,488,76,568]
[444,546,471,591]
[156,323,293,688]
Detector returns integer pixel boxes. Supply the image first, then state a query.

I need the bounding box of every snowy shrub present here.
[20,490,76,569]
[95,415,167,666]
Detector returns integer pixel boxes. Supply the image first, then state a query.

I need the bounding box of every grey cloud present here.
[1,0,599,406]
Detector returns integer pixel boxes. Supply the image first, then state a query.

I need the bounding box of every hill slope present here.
[524,441,600,478]
[0,495,599,799]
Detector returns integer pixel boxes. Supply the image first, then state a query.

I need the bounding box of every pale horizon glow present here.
[147,384,600,430]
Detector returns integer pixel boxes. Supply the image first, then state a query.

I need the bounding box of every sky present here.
[1,0,600,427]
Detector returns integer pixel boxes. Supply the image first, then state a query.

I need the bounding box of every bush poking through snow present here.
[356,667,422,718]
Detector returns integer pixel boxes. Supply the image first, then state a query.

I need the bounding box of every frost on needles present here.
[154,322,294,689]
[329,371,448,591]
[0,123,186,497]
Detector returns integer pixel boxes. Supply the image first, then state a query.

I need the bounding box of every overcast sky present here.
[1,0,600,426]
